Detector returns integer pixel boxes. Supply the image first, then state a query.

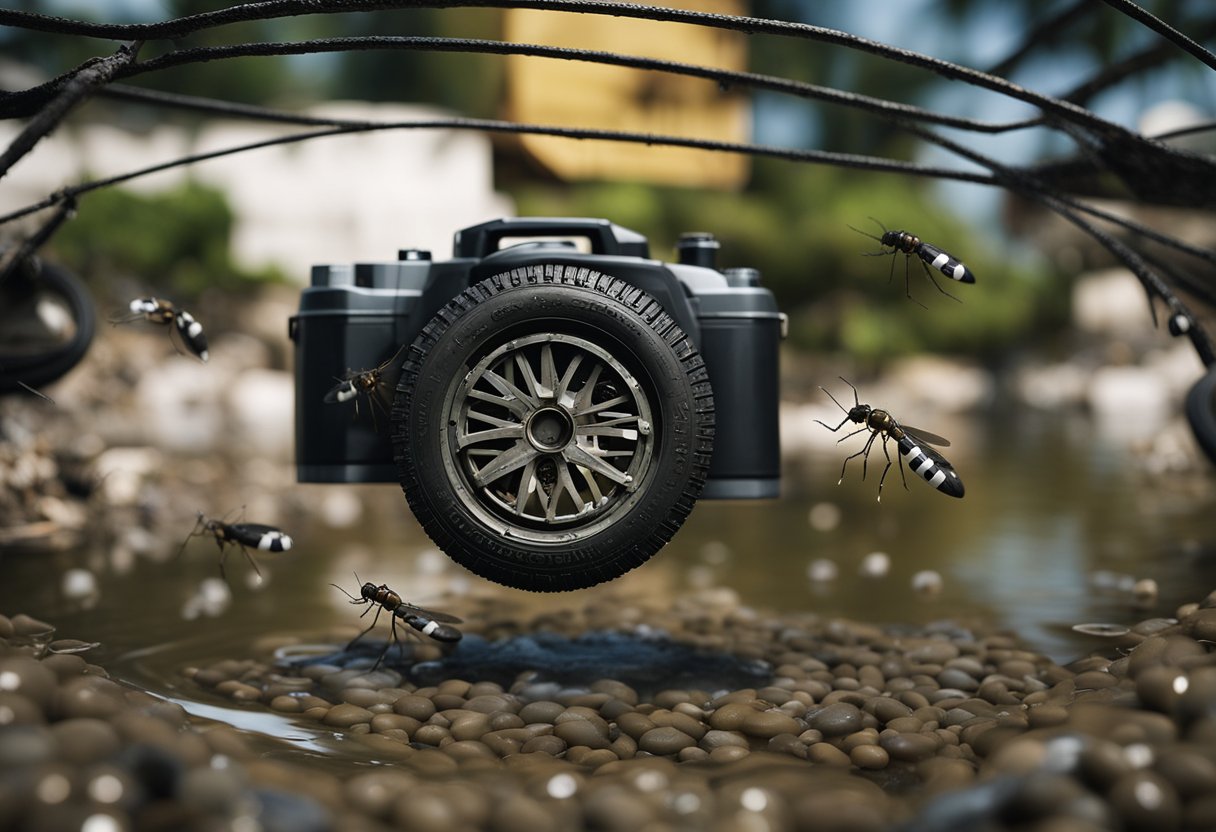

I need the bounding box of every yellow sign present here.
[504,0,750,188]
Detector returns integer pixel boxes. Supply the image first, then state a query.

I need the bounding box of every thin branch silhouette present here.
[0,0,1151,140]
[907,122,1216,362]
[0,115,1000,228]
[1098,0,1216,71]
[0,37,1042,134]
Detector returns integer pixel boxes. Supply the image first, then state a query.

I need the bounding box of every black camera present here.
[291,218,782,591]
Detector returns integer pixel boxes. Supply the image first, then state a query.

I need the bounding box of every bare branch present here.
[0,42,142,182]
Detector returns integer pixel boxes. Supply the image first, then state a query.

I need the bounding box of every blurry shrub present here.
[53,181,284,300]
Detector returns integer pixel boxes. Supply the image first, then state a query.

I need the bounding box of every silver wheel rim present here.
[443,332,656,543]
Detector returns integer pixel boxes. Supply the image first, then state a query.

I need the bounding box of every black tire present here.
[392,265,714,591]
[0,261,95,393]
[1186,365,1216,467]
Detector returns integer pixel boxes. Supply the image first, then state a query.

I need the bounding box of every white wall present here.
[0,101,514,278]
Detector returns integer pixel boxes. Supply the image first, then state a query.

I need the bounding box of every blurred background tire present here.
[1186,365,1216,467]
[0,260,95,393]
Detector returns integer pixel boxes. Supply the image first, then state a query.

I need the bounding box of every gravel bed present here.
[3,588,1216,831]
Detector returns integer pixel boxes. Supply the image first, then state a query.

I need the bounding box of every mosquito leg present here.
[839,377,861,407]
[818,385,851,415]
[369,384,392,433]
[859,431,878,480]
[904,257,929,309]
[877,435,895,502]
[919,259,962,304]
[347,604,383,650]
[897,442,910,490]
[815,414,853,432]
[375,614,405,670]
[240,546,263,579]
[839,430,877,483]
[836,425,870,444]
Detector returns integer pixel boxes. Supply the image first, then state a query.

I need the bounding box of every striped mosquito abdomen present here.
[896,432,965,498]
[396,608,462,642]
[916,242,975,284]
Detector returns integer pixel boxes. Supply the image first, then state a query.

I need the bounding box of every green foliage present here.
[513,160,1069,362]
[53,181,283,299]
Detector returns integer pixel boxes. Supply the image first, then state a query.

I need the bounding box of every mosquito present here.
[815,377,964,500]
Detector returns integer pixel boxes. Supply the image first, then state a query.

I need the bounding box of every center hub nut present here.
[526,406,575,452]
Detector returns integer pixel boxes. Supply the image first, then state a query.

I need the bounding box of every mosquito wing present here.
[111,297,171,325]
[371,343,409,400]
[395,602,463,624]
[901,424,951,448]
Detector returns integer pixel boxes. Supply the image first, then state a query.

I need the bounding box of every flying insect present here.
[815,377,964,500]
[851,220,975,306]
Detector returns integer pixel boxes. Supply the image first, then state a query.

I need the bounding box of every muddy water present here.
[1,403,1213,724]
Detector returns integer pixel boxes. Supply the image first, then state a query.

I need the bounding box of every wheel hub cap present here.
[444,332,656,536]
[526,406,575,452]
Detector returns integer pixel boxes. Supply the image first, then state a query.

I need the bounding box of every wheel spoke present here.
[514,353,544,401]
[574,463,604,505]
[577,425,639,441]
[549,463,586,521]
[471,441,539,486]
[555,353,583,404]
[586,414,640,428]
[468,387,527,418]
[539,343,557,399]
[482,368,539,409]
[575,395,629,417]
[458,425,525,449]
[514,458,539,516]
[562,442,632,486]
[572,362,603,412]
[465,407,520,429]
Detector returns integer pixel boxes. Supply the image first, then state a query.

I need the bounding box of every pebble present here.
[806,702,863,737]
[742,709,802,739]
[553,719,610,750]
[4,579,1216,832]
[850,744,889,769]
[50,718,121,764]
[638,726,696,755]
[1109,771,1181,831]
[323,704,374,728]
[806,742,851,767]
[880,731,940,762]
[0,657,58,706]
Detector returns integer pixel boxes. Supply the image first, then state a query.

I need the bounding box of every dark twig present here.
[908,124,1216,364]
[1,37,1039,134]
[0,116,1000,229]
[0,42,142,182]
[1097,0,1216,72]
[0,0,1145,141]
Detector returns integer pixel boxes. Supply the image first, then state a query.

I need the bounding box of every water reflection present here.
[0,404,1213,682]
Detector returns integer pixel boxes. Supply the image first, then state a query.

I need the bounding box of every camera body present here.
[293,216,781,496]
[290,218,781,589]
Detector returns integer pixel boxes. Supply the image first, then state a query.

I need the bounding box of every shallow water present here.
[1,402,1214,722]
